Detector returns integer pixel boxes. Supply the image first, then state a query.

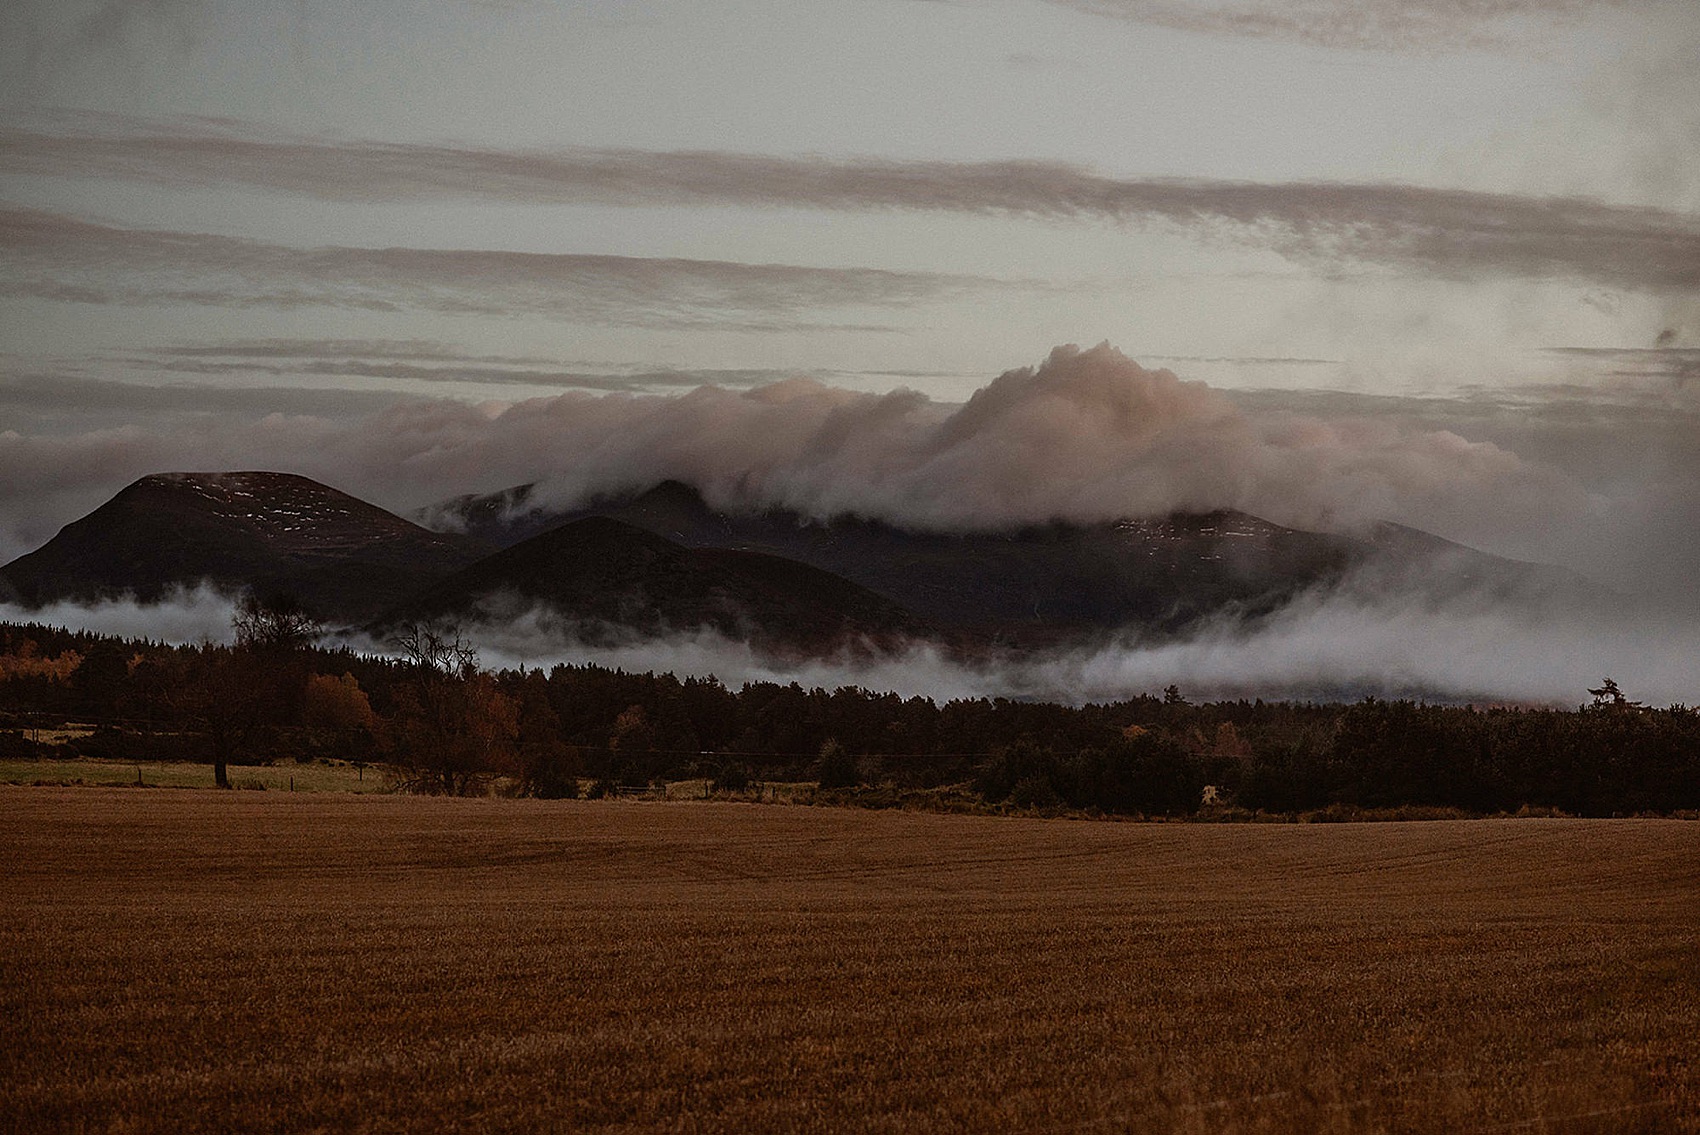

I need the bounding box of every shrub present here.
[713,762,751,792]
[519,745,581,800]
[815,739,861,789]
[1009,774,1062,810]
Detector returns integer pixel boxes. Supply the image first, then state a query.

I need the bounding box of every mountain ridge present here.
[1,471,1603,653]
[377,514,949,657]
[0,471,492,622]
[422,478,1587,640]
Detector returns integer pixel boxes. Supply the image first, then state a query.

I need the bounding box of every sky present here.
[2,0,1698,649]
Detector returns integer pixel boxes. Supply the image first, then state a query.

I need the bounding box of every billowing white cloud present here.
[495,344,1591,555]
[0,344,1591,569]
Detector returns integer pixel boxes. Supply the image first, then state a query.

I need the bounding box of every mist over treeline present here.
[6,568,1700,712]
[451,585,1700,710]
[4,619,1696,817]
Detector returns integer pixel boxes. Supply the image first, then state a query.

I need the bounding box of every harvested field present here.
[1,790,1695,1133]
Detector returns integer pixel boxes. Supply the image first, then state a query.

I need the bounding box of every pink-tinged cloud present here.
[0,345,1589,569]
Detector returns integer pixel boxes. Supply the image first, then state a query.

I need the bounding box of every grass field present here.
[0,755,386,793]
[0,790,1694,1133]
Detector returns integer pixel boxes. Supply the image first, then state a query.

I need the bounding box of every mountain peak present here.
[110,471,440,555]
[2,470,489,621]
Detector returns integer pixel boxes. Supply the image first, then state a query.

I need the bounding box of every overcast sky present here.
[2,0,1697,599]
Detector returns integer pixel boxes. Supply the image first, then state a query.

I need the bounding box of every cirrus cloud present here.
[0,205,993,330]
[7,116,1699,292]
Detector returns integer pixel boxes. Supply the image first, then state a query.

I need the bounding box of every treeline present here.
[1,619,1697,817]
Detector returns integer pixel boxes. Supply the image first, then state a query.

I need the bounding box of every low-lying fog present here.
[8,581,1695,708]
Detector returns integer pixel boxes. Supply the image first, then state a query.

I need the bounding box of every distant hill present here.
[1,472,491,622]
[429,479,1581,643]
[378,515,945,657]
[3,470,1600,654]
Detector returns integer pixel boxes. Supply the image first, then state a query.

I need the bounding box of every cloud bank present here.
[478,343,1591,556]
[7,118,1699,292]
[0,344,1592,569]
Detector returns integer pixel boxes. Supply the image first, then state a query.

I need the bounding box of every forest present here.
[2,609,1697,818]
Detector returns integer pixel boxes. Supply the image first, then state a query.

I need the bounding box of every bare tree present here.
[232,591,322,654]
[171,646,252,790]
[391,622,479,678]
[385,623,514,794]
[171,592,324,789]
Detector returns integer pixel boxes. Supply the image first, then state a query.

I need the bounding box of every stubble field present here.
[1,789,1695,1133]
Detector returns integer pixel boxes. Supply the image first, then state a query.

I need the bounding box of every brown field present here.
[1,790,1695,1133]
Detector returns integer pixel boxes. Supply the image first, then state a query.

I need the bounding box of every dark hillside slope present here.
[428,481,1367,639]
[426,479,1600,641]
[1,472,491,622]
[379,516,945,656]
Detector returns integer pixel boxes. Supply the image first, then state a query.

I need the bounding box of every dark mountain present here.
[1,472,492,622]
[425,480,1355,641]
[423,479,1598,643]
[7,470,1597,657]
[379,515,944,656]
